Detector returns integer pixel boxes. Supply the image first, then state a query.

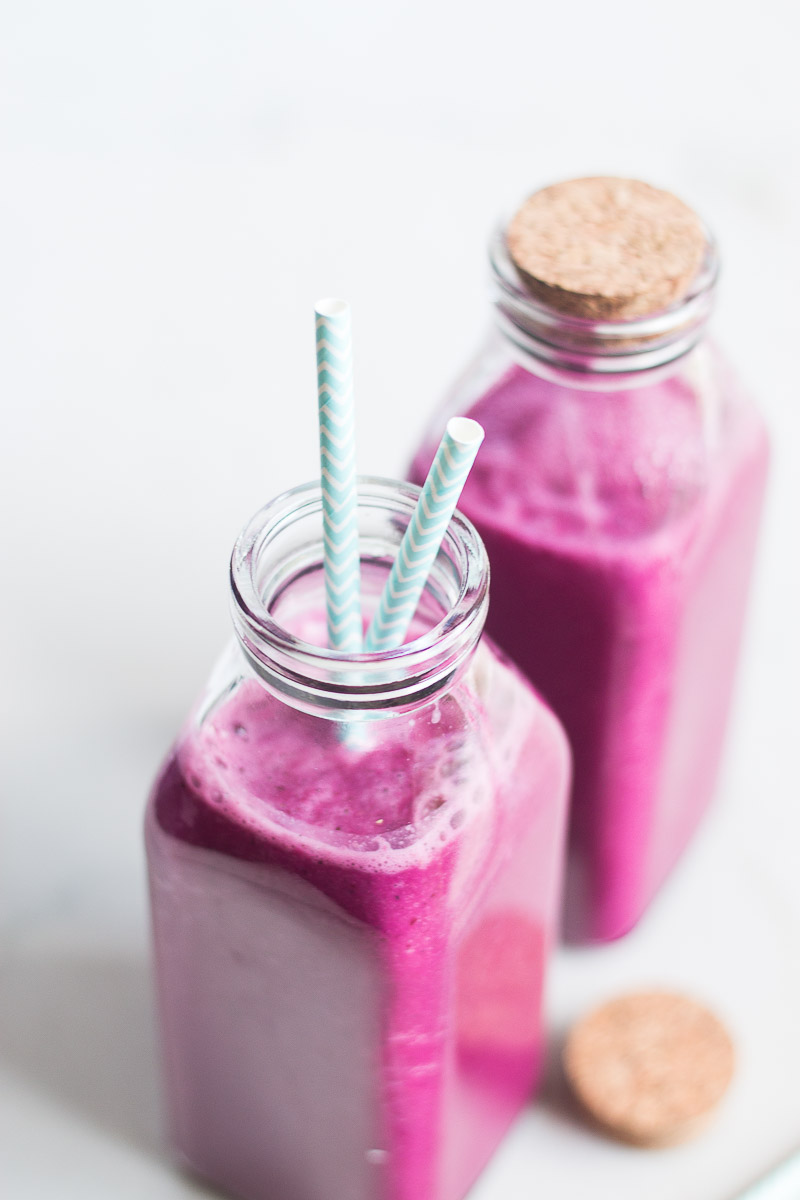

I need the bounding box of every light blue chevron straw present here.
[365,417,485,653]
[315,298,362,653]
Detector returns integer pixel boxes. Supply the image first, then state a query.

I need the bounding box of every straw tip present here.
[315,297,350,319]
[446,416,485,449]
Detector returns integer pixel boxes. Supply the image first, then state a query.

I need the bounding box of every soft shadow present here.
[1,948,229,1195]
[533,1024,609,1141]
[0,949,164,1154]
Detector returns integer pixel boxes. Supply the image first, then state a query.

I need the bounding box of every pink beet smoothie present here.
[410,355,768,941]
[146,633,569,1200]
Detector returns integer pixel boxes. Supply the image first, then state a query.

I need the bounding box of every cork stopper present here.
[564,991,735,1147]
[507,178,707,320]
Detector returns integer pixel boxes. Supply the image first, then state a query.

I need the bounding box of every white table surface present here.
[2,2,799,1197]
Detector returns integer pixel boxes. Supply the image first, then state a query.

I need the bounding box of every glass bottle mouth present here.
[489,221,719,382]
[230,477,490,718]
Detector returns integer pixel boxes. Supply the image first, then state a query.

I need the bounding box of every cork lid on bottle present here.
[506,177,707,321]
[563,991,735,1147]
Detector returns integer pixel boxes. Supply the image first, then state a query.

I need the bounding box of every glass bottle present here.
[410,203,769,943]
[145,478,570,1200]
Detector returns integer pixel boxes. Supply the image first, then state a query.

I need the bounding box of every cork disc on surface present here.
[506,177,706,320]
[564,991,735,1147]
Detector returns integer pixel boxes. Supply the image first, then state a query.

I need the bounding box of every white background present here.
[1,2,799,1197]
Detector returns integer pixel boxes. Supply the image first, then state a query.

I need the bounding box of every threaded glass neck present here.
[489,223,719,386]
[229,477,489,719]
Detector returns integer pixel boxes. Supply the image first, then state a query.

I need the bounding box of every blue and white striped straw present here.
[315,299,362,653]
[365,417,484,652]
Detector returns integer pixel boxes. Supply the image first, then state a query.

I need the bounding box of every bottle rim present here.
[229,476,490,717]
[489,220,719,381]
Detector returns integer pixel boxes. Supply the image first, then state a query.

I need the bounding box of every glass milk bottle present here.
[145,478,570,1200]
[410,177,769,943]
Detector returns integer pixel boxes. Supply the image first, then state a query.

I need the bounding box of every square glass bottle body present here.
[145,481,570,1200]
[411,339,768,941]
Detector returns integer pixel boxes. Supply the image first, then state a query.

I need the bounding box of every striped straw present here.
[365,417,484,652]
[315,299,362,652]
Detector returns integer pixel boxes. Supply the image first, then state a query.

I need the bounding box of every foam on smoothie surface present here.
[182,679,474,838]
[175,576,483,842]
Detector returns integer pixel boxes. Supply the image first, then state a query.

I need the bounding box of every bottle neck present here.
[229,478,489,721]
[489,224,719,389]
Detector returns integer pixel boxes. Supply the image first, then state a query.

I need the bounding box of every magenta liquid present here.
[411,353,768,941]
[146,628,569,1200]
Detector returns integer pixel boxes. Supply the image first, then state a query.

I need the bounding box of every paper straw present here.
[365,417,484,652]
[315,299,362,653]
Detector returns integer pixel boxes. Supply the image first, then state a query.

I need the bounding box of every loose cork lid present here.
[507,177,706,320]
[564,991,735,1147]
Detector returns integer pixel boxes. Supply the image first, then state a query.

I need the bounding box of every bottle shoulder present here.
[414,345,767,552]
[146,644,556,867]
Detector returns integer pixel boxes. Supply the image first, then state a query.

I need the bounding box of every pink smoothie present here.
[146,636,569,1200]
[410,355,768,941]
